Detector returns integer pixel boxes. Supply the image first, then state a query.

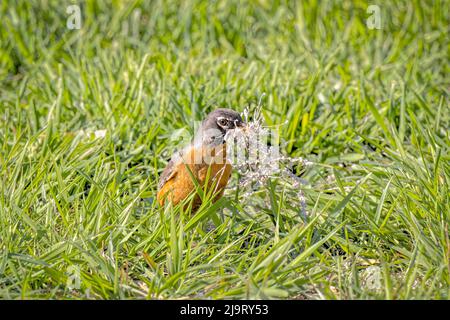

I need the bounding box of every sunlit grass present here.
[0,0,448,299]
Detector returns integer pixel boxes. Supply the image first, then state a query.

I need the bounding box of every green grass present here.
[0,0,449,299]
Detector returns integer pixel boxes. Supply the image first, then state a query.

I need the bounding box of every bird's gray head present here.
[194,108,246,147]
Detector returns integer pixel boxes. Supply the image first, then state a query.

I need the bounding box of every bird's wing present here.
[158,148,186,190]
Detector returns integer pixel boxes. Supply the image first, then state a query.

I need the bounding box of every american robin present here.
[157,108,246,211]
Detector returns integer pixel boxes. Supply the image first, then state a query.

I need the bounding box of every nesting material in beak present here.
[224,106,314,218]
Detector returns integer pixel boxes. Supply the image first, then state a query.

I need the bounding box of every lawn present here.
[0,0,449,299]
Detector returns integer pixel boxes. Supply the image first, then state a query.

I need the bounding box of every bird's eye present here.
[218,118,228,126]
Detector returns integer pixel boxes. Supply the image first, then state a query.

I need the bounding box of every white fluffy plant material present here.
[224,106,313,219]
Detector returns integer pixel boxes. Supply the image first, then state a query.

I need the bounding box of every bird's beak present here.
[236,121,248,133]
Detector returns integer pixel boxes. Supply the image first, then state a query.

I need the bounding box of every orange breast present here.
[157,144,232,209]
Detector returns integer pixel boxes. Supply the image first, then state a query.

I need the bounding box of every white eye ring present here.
[217,118,228,126]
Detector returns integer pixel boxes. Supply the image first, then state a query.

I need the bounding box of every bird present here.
[157,108,246,211]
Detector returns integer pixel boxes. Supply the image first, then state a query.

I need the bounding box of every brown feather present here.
[157,144,232,210]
